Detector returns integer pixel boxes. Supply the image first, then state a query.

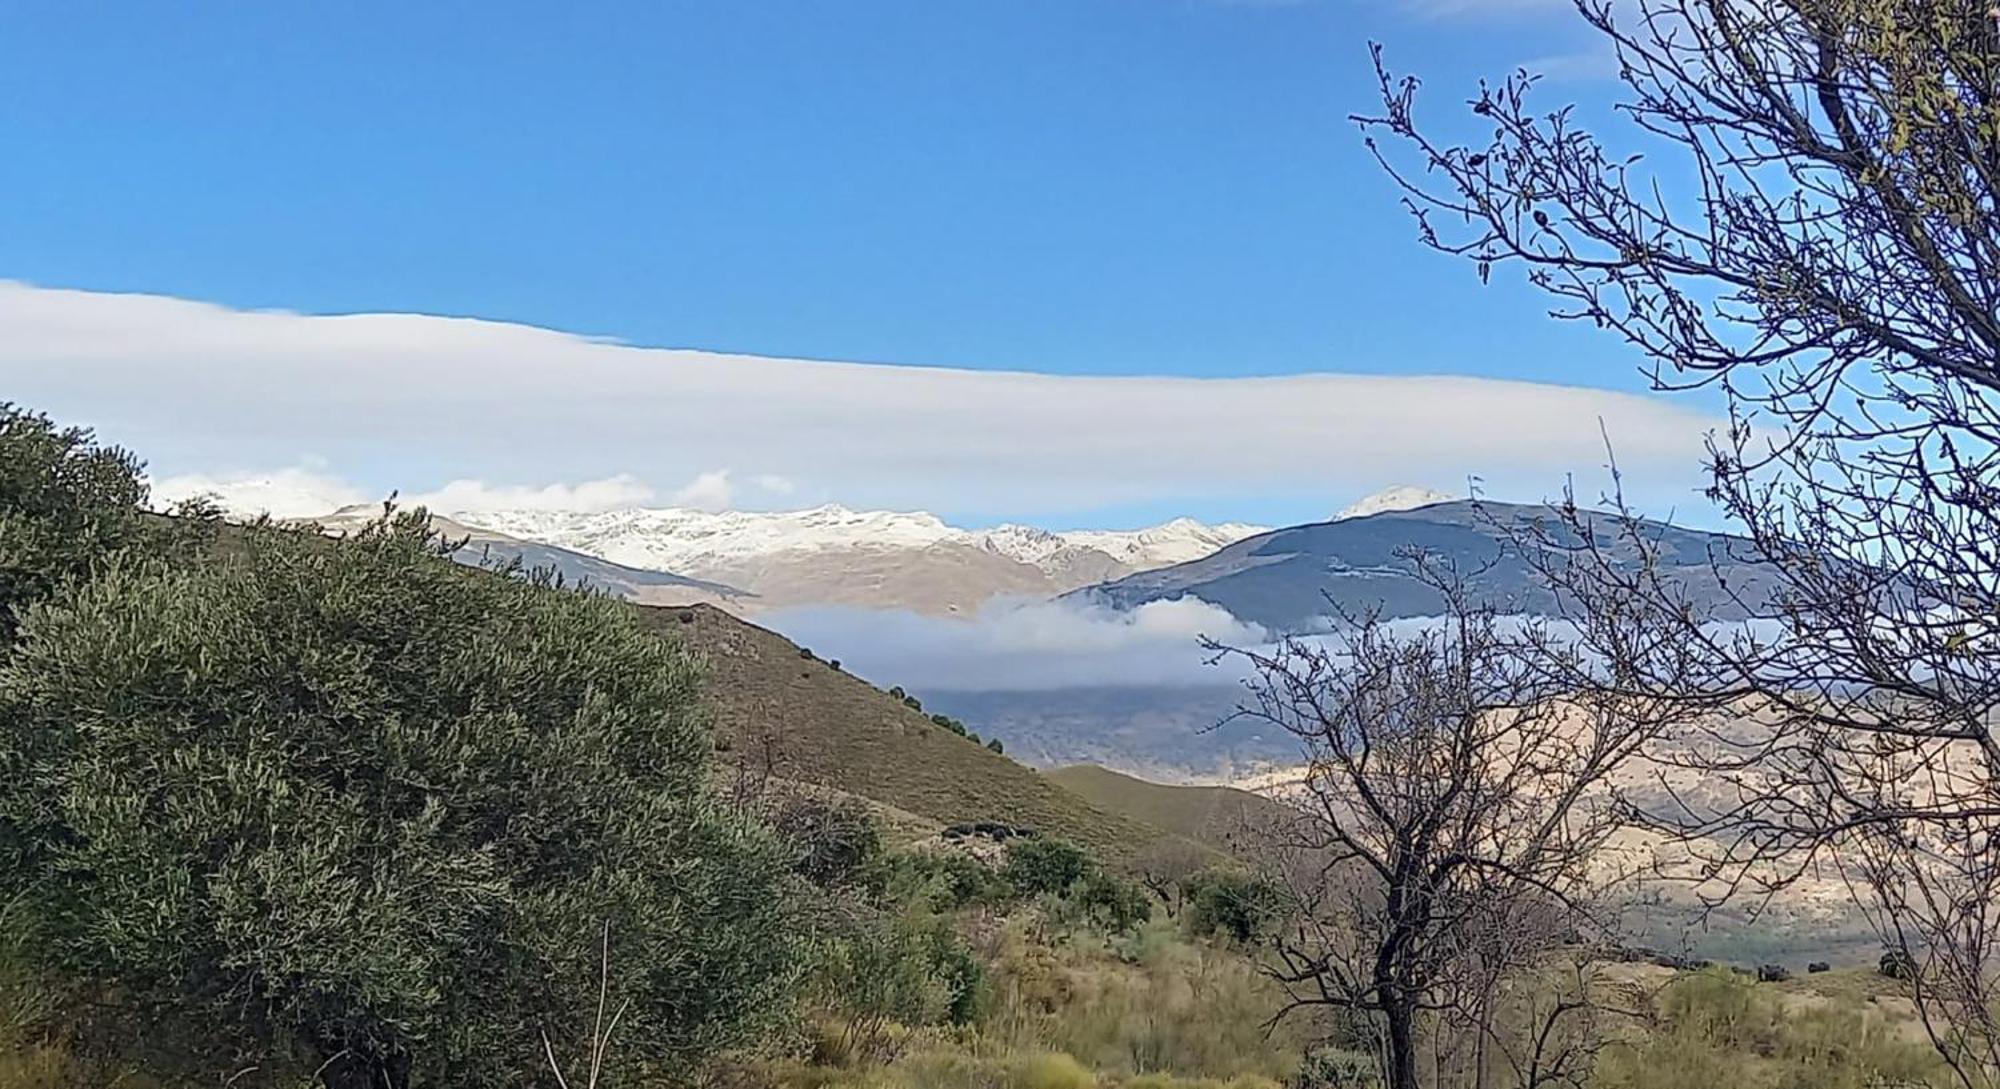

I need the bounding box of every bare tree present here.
[1136,838,1214,918]
[1214,567,1680,1089]
[1359,1,2000,1082]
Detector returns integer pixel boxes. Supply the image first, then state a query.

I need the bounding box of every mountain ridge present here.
[1067,498,1776,632]
[439,504,1267,615]
[295,504,752,607]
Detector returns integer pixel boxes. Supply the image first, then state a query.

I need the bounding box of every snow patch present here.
[1335,485,1456,521]
[443,505,1268,578]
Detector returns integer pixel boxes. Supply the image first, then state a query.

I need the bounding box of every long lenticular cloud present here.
[0,281,1716,519]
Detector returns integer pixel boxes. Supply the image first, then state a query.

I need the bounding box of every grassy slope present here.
[634,603,1203,869]
[1045,765,1292,852]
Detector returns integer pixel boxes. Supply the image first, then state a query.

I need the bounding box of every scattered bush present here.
[982,919,1307,1083]
[877,851,1011,912]
[1011,1051,1095,1089]
[819,912,988,1061]
[987,738,1006,755]
[1005,839,1095,898]
[1594,968,1943,1089]
[1075,873,1153,933]
[944,821,1035,842]
[928,713,985,740]
[775,795,884,887]
[1295,1046,1378,1089]
[0,513,804,1087]
[1183,870,1284,946]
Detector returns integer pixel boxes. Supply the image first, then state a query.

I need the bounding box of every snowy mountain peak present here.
[1335,486,1456,521]
[438,504,1268,594]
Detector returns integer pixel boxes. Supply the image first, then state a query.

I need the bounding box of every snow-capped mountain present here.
[1334,485,1456,521]
[446,505,1267,615]
[294,505,749,608]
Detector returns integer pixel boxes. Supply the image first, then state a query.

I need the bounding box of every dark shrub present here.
[0,513,803,1088]
[1184,868,1285,945]
[817,912,986,1059]
[881,851,1009,911]
[1002,838,1093,897]
[930,713,969,737]
[1075,871,1152,933]
[774,795,883,887]
[1296,1045,1380,1089]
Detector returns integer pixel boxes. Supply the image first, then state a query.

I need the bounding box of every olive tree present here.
[0,512,803,1088]
[0,402,193,643]
[1362,1,2000,1080]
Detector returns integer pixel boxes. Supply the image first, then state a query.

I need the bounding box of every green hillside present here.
[634,603,1206,868]
[1044,765,1294,853]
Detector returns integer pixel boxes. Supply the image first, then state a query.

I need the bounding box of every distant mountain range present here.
[299,505,750,607]
[289,488,1768,635]
[1069,497,1775,632]
[443,505,1267,615]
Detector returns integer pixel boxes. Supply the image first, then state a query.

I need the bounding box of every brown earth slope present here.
[633,603,1208,869]
[1044,765,1294,853]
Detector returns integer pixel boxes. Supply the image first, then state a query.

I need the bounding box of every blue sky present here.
[0,1,1724,528]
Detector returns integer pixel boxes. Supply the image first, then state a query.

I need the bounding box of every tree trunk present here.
[1383,996,1420,1089]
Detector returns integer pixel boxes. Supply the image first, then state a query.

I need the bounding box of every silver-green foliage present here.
[0,512,803,1086]
[0,403,159,643]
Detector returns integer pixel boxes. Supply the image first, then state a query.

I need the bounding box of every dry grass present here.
[1042,767,1291,854]
[640,604,1213,869]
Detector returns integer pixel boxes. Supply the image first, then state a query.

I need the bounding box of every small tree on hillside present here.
[1362,0,2000,1078]
[0,512,802,1088]
[1002,837,1093,897]
[1214,569,1685,1089]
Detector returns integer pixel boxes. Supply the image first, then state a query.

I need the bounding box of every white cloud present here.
[150,466,368,519]
[668,469,734,512]
[761,597,1268,691]
[410,474,657,514]
[150,468,659,519]
[0,282,1720,521]
[753,473,797,496]
[1523,46,1621,81]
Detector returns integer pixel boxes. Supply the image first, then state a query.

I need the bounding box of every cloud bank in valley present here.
[4,281,1718,523]
[760,597,1268,692]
